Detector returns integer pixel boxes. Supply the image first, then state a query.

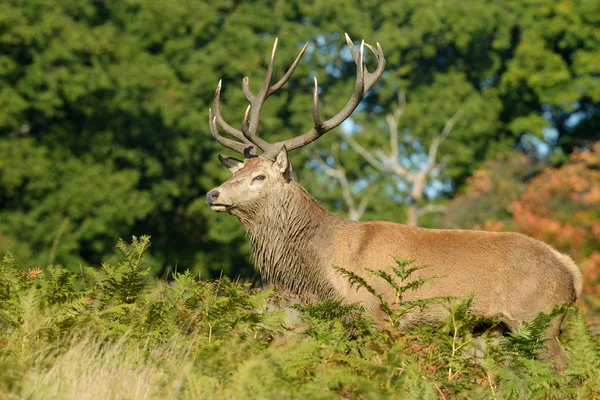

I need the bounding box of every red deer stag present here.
[206,34,582,361]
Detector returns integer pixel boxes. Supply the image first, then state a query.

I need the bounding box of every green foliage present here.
[439,296,500,382]
[294,299,380,355]
[98,236,152,305]
[1,0,598,279]
[561,308,600,397]
[504,303,569,360]
[0,237,599,398]
[310,0,600,217]
[0,138,154,269]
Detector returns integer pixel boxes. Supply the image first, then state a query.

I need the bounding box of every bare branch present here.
[312,143,374,221]
[312,151,342,179]
[356,185,377,219]
[331,144,357,217]
[386,90,406,161]
[335,91,461,226]
[344,134,388,172]
[427,110,463,170]
[411,110,463,199]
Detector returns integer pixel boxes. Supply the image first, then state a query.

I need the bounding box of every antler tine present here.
[346,34,385,91]
[270,34,385,155]
[212,80,248,143]
[242,42,309,101]
[363,42,386,91]
[241,105,251,136]
[243,37,277,104]
[312,77,323,130]
[239,38,281,151]
[209,109,257,155]
[210,80,260,156]
[212,39,309,157]
[268,42,309,96]
[242,76,253,103]
[309,39,364,134]
[345,32,360,62]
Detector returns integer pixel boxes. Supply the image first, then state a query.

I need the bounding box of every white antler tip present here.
[344,32,354,46]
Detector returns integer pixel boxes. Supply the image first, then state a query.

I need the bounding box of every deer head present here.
[206,34,385,216]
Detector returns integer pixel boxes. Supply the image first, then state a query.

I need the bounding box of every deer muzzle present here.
[206,189,230,212]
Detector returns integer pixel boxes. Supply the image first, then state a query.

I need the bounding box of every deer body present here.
[206,35,582,361]
[219,175,581,326]
[329,219,580,327]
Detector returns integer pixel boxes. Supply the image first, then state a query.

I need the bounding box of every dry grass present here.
[15,334,206,400]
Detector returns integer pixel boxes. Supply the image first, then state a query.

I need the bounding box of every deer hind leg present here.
[502,312,568,370]
[538,313,568,371]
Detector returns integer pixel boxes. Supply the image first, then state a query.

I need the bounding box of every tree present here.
[0,0,267,275]
[369,0,600,156]
[444,153,544,230]
[512,142,600,261]
[311,142,375,221]
[1,0,598,279]
[341,92,461,226]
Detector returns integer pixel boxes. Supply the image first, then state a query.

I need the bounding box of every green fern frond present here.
[504,303,569,359]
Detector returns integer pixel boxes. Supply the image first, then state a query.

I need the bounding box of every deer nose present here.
[206,190,220,204]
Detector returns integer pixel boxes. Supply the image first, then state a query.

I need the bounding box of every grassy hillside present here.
[0,237,598,399]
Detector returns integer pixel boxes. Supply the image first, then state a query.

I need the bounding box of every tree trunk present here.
[406,204,418,226]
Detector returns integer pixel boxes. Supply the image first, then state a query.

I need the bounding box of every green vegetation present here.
[1,238,598,399]
[0,1,598,396]
[1,0,599,279]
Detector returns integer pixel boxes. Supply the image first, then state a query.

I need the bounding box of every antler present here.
[209,34,386,159]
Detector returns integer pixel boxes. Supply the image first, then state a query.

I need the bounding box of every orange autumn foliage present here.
[445,154,540,230]
[472,218,505,232]
[512,142,600,259]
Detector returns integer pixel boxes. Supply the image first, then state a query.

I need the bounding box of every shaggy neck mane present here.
[238,181,342,299]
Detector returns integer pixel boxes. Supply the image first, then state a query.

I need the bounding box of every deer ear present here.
[274,146,292,181]
[218,154,244,174]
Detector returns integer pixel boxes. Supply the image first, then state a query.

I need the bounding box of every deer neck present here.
[239,181,342,299]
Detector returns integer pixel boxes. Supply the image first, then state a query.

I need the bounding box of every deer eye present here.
[252,175,266,182]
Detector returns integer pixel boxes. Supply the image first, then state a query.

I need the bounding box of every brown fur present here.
[207,152,582,361]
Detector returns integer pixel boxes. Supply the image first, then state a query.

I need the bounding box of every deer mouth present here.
[209,204,231,212]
